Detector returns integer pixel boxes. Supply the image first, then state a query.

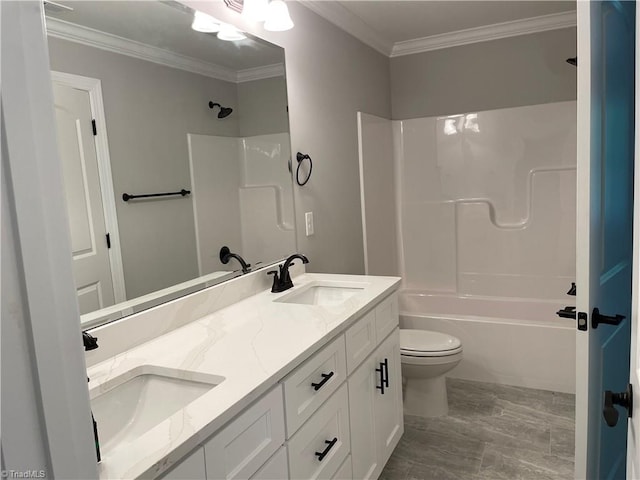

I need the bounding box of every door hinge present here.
[92,119,97,136]
[105,233,111,249]
[577,311,588,331]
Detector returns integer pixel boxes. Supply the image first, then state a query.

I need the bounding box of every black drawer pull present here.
[376,362,385,394]
[311,371,334,391]
[383,358,389,388]
[314,437,338,461]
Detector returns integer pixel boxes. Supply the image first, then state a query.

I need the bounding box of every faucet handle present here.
[82,331,99,351]
[267,270,280,293]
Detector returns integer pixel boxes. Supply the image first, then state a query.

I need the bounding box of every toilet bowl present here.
[400,329,462,418]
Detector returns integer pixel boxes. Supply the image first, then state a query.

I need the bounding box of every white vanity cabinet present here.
[158,385,285,480]
[159,291,402,480]
[284,292,402,480]
[204,386,285,480]
[347,298,403,480]
[159,447,207,480]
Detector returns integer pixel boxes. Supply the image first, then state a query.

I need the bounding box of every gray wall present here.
[186,1,392,275]
[48,38,239,299]
[391,28,577,119]
[238,76,289,137]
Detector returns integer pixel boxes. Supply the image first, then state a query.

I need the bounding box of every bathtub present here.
[399,290,576,394]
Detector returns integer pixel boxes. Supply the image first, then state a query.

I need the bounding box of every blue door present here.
[575,1,635,479]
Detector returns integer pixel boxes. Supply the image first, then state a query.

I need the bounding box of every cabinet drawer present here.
[250,447,288,480]
[288,384,350,480]
[332,455,353,480]
[375,294,398,341]
[205,386,285,480]
[345,309,376,374]
[159,447,205,480]
[283,335,347,436]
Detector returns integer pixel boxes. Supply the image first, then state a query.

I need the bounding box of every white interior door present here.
[627,6,640,477]
[575,2,635,479]
[52,82,116,314]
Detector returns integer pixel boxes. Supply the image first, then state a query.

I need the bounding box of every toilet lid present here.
[400,329,461,355]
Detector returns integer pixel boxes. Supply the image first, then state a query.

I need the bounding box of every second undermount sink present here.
[90,366,224,453]
[275,281,368,306]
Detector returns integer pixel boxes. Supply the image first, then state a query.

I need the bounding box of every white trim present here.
[627,6,640,475]
[391,11,577,57]
[51,71,127,305]
[45,17,284,83]
[300,2,575,58]
[356,112,370,274]
[574,1,592,478]
[2,2,98,476]
[237,63,286,83]
[301,1,393,56]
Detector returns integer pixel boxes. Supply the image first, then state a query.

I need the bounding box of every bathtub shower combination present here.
[358,101,577,396]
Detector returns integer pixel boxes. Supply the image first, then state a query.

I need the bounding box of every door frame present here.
[627,5,640,477]
[51,71,126,304]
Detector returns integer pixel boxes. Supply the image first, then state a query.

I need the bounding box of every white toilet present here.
[399,329,463,417]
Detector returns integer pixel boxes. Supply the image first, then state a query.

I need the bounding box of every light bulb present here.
[264,0,293,31]
[191,11,221,33]
[242,0,269,22]
[217,24,247,41]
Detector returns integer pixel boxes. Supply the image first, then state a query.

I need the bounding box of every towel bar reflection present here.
[122,189,191,202]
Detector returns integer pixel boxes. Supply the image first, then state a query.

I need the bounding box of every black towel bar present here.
[122,189,190,202]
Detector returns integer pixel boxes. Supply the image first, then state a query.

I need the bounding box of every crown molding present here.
[46,17,284,83]
[301,1,393,56]
[390,11,577,57]
[300,3,575,59]
[237,63,285,82]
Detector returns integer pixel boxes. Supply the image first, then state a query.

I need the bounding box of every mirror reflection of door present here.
[52,74,125,314]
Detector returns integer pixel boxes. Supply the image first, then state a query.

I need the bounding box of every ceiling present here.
[44,1,578,64]
[44,1,284,71]
[303,0,576,56]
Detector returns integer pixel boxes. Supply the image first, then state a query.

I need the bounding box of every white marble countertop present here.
[89,273,400,479]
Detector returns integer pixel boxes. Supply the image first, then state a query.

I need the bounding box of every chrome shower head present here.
[208,101,233,119]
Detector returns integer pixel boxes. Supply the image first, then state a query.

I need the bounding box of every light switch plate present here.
[305,212,314,236]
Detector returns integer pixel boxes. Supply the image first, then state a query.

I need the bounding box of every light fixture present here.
[191,11,221,33]
[242,0,269,22]
[217,23,247,41]
[264,0,293,31]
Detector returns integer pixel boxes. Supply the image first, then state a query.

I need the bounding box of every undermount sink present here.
[90,366,224,453]
[275,281,368,306]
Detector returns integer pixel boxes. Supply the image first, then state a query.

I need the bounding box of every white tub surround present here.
[393,101,577,299]
[87,273,400,479]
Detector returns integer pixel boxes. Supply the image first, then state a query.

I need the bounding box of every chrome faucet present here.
[219,246,251,274]
[268,253,309,293]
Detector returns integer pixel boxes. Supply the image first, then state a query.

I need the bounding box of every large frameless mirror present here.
[44,0,295,328]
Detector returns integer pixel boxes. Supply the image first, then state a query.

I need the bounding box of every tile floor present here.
[380,378,575,480]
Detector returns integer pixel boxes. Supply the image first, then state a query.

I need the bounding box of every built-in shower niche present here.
[188,133,295,276]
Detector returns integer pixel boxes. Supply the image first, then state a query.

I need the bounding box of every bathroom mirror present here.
[45,1,295,328]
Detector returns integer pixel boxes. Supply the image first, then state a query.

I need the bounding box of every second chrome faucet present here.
[268,254,309,293]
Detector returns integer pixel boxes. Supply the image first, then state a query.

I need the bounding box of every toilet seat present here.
[400,329,462,357]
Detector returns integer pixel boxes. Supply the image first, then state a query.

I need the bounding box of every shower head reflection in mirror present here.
[209,101,234,119]
[45,0,295,328]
